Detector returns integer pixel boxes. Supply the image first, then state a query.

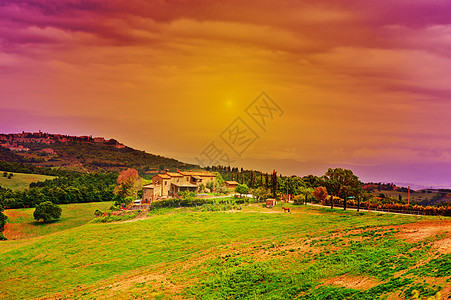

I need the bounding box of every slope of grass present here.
[0,170,56,191]
[0,204,448,300]
[3,201,113,240]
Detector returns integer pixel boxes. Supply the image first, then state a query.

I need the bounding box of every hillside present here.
[0,171,56,191]
[0,132,198,177]
[0,204,449,299]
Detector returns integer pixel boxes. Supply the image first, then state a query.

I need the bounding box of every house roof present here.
[167,172,183,177]
[154,174,171,179]
[225,181,239,185]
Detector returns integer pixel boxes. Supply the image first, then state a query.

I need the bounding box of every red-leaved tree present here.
[114,168,142,199]
[313,186,328,203]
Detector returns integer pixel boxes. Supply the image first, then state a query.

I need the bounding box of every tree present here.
[213,172,224,186]
[252,186,271,202]
[235,184,249,197]
[324,168,361,210]
[265,173,270,188]
[248,171,256,188]
[271,170,278,198]
[312,186,328,203]
[294,187,314,204]
[114,168,142,199]
[302,174,323,188]
[279,176,306,200]
[33,201,62,222]
[0,206,7,240]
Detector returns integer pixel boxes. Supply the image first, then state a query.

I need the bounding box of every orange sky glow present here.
[1,0,451,186]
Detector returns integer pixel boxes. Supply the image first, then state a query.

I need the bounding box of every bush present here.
[33,201,62,222]
[94,209,103,217]
[109,205,119,211]
[216,186,228,194]
[91,212,138,223]
[293,195,305,205]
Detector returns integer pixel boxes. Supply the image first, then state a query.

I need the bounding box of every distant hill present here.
[0,132,198,178]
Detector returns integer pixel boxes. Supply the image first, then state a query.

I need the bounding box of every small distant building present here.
[142,184,160,204]
[224,180,239,190]
[266,198,277,207]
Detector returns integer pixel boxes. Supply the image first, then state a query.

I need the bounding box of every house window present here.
[165,181,167,186]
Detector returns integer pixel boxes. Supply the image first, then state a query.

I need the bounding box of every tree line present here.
[0,160,76,177]
[211,166,450,212]
[0,172,118,209]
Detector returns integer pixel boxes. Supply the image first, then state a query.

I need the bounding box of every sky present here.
[1,0,451,187]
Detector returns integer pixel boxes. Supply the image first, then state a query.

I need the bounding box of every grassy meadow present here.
[0,203,450,299]
[2,201,113,240]
[0,171,56,191]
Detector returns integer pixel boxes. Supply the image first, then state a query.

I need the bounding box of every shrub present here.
[91,212,138,223]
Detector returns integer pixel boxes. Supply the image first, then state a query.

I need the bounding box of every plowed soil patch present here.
[324,274,380,290]
[395,220,451,243]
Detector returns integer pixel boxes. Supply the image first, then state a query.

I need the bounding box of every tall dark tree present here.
[259,172,263,187]
[249,171,255,188]
[271,170,278,198]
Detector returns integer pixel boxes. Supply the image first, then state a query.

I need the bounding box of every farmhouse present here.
[224,180,239,190]
[142,170,216,204]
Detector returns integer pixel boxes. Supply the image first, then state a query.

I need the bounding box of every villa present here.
[142,170,216,204]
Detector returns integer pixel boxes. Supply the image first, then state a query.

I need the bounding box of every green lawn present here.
[0,204,449,299]
[0,170,56,191]
[374,189,438,203]
[3,201,113,240]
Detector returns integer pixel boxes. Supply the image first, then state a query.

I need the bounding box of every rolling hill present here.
[0,132,198,178]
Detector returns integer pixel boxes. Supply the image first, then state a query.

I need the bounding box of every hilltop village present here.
[0,131,125,151]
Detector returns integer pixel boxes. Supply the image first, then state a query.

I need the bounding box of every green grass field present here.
[0,170,56,191]
[2,201,113,240]
[374,189,439,203]
[0,203,449,299]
